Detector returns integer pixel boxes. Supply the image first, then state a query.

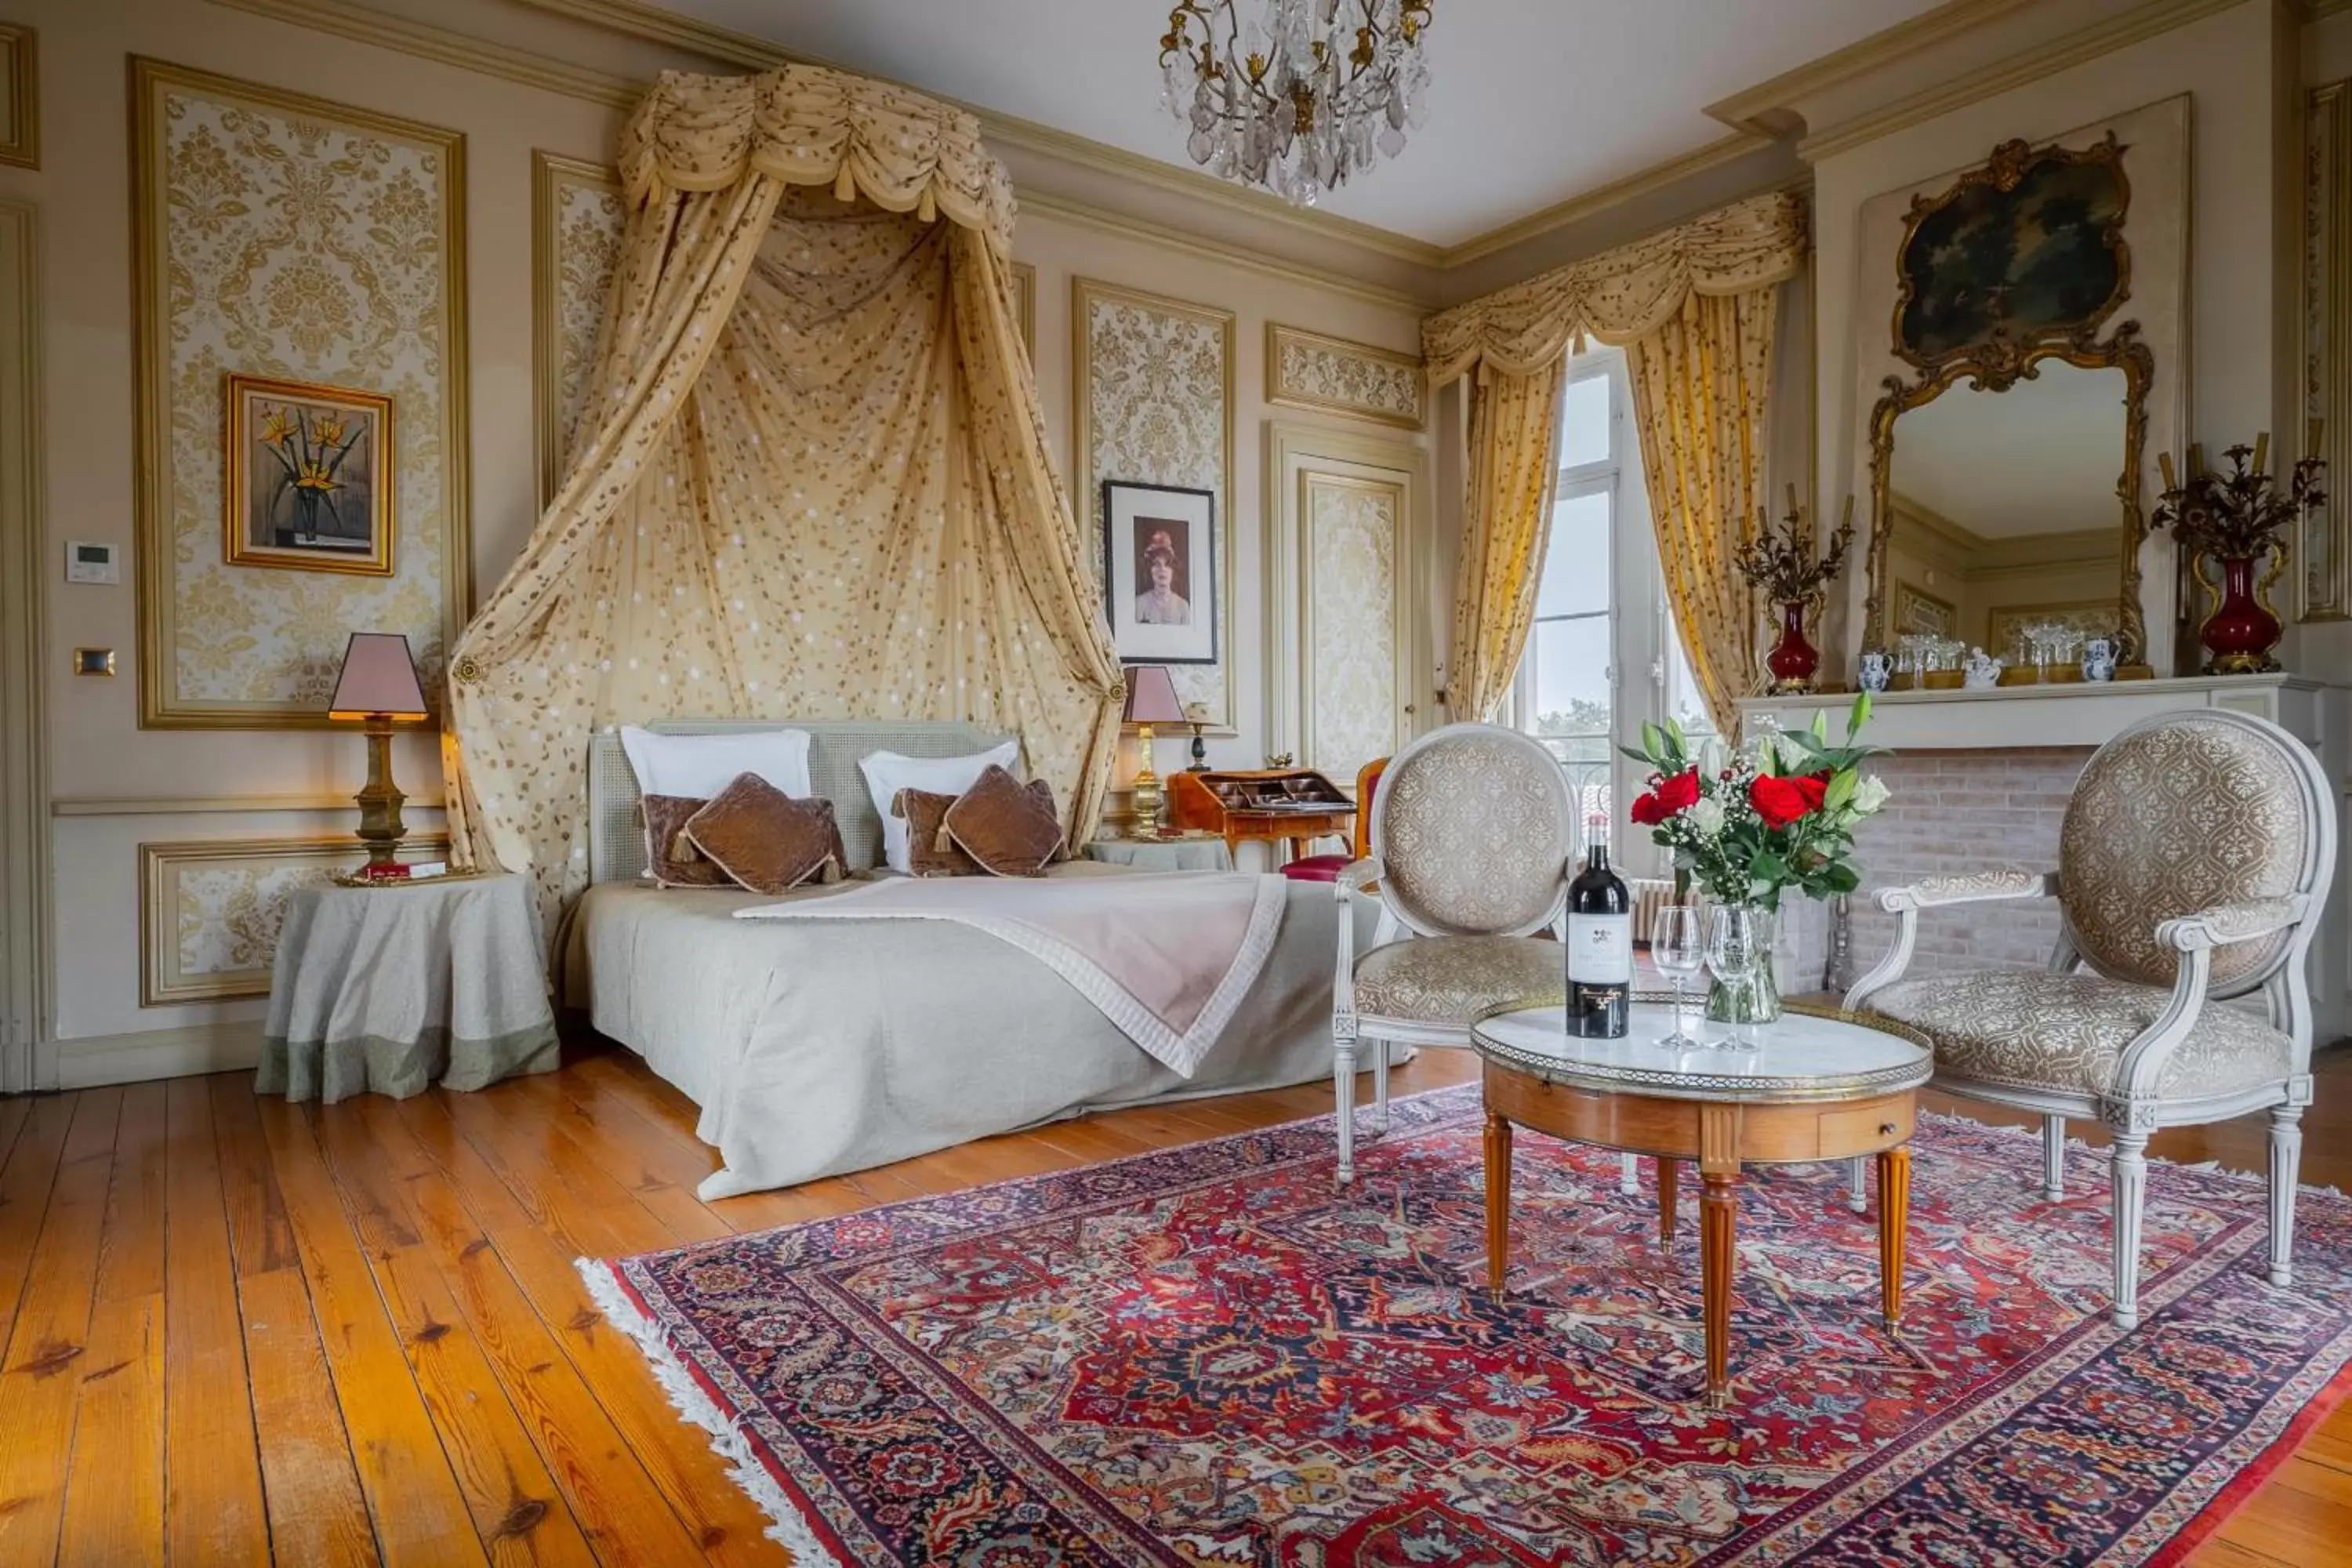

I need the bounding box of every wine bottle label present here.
[1568,913,1632,985]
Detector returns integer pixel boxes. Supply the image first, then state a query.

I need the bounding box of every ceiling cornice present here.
[1706,0,2047,137]
[1015,191,1428,312]
[214,0,638,110]
[503,0,1450,267]
[1798,0,2258,162]
[1436,132,1769,268]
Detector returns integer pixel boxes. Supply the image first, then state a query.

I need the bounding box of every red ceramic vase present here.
[2200,555,2283,674]
[1766,598,1819,692]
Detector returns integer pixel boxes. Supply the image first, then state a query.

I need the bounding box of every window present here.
[1511,350,1716,873]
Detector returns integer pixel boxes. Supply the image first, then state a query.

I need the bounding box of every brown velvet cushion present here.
[946,765,1065,878]
[683,773,846,896]
[643,793,731,887]
[895,787,980,877]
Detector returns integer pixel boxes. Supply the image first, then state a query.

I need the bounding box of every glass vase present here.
[1704,902,1782,1026]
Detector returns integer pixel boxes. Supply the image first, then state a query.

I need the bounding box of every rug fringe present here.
[574,1258,848,1567]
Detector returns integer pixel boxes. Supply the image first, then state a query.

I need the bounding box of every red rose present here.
[1750,771,1831,829]
[1631,791,1664,826]
[1654,768,1701,815]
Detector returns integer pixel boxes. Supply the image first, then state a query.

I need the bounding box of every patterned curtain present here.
[1424,191,1805,731]
[1446,362,1566,721]
[1624,289,1778,733]
[445,67,1123,935]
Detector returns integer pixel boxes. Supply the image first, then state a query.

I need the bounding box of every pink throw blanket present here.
[732,871,1287,1076]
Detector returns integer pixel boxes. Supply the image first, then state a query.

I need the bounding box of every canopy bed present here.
[441,67,1370,1193]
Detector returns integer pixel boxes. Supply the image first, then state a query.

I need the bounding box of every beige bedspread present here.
[733,871,1285,1075]
[565,867,1381,1196]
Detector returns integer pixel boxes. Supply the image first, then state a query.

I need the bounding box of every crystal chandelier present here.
[1157,1,1434,207]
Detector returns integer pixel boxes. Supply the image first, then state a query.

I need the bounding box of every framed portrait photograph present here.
[223,372,395,575]
[1103,480,1218,664]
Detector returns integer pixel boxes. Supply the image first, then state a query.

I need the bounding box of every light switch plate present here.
[65,540,118,584]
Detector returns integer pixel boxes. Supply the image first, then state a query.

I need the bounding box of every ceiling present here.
[1891,361,2132,539]
[657,0,1949,247]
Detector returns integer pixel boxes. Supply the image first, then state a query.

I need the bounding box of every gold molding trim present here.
[56,793,450,816]
[1261,421,1433,775]
[129,56,473,731]
[140,832,450,1005]
[1011,260,1036,359]
[0,198,49,1086]
[1799,0,2251,162]
[1072,277,1238,735]
[2306,78,2351,621]
[0,22,35,169]
[1265,324,1425,430]
[532,151,622,512]
[206,0,637,111]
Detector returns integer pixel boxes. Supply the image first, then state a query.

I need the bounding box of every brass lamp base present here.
[354,719,408,872]
[1129,722,1165,835]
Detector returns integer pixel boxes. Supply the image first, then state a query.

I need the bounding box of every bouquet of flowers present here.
[2151,441,2326,561]
[1624,692,1889,909]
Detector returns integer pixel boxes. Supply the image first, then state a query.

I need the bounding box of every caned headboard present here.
[585,720,1017,885]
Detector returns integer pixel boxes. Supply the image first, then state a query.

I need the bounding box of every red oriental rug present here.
[583,1086,2352,1566]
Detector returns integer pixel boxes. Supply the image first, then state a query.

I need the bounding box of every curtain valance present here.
[621,65,1018,252]
[1423,190,1806,383]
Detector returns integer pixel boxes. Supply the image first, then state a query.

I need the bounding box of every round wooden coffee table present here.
[1472,998,1933,1407]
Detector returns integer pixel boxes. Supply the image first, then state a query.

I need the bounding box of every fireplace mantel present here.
[1737,673,2332,750]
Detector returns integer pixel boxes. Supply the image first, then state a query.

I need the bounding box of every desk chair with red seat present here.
[1278,757,1386,884]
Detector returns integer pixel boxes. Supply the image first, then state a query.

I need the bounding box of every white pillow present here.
[620,725,813,802]
[859,742,1021,874]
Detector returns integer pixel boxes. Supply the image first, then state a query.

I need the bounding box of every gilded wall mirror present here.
[1846,99,2190,674]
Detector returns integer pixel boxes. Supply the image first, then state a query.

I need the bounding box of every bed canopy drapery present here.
[1422,191,1807,731]
[444,66,1123,924]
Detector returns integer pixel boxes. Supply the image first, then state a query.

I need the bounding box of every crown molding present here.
[1018,191,1428,311]
[1798,0,2254,162]
[1706,0,2047,137]
[211,0,637,110]
[503,0,1449,267]
[2313,0,2352,18]
[1436,132,1769,267]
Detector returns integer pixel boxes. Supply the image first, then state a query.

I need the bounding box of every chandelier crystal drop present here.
[1157,0,1433,207]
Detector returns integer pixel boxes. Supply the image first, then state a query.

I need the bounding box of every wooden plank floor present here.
[1,1041,2348,1564]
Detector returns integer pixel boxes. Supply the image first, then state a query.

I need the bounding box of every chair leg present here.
[2040,1115,2066,1201]
[1618,1152,1639,1196]
[1847,1156,1868,1214]
[2111,1132,2149,1330]
[1371,1038,1392,1133]
[2270,1105,2304,1287]
[1333,1031,1357,1185]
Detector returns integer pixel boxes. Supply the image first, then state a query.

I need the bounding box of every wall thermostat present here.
[65,541,119,585]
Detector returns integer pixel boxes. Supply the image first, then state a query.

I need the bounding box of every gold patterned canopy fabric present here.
[445,66,1121,928]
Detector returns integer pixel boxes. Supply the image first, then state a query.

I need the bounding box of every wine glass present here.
[1651,906,1703,1046]
[1705,905,1763,1053]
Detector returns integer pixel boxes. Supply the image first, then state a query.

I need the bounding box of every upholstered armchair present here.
[1330,724,1576,1184]
[1846,710,2336,1328]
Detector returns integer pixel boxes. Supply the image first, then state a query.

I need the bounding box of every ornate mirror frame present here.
[1846,103,2191,672]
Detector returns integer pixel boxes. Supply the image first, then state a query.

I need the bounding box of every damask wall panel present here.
[131,58,470,729]
[1073,278,1236,730]
[1303,474,1405,782]
[1266,322,1424,430]
[533,151,624,510]
[140,833,448,1005]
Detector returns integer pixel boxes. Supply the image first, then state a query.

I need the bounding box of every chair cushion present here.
[1281,854,1349,883]
[1867,970,2292,1101]
[1376,728,1573,936]
[1353,936,1561,1026]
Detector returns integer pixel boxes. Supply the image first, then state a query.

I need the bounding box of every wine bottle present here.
[1566,811,1632,1038]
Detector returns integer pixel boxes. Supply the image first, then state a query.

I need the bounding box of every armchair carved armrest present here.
[1332,858,1388,1019]
[2155,895,2308,953]
[1846,867,2060,1010]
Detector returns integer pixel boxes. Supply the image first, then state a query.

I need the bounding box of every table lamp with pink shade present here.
[328,632,430,873]
[1122,664,1188,836]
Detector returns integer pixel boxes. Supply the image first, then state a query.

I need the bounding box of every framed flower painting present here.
[223,372,395,575]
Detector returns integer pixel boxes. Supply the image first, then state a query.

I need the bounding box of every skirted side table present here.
[1083,837,1236,873]
[260,871,559,1103]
